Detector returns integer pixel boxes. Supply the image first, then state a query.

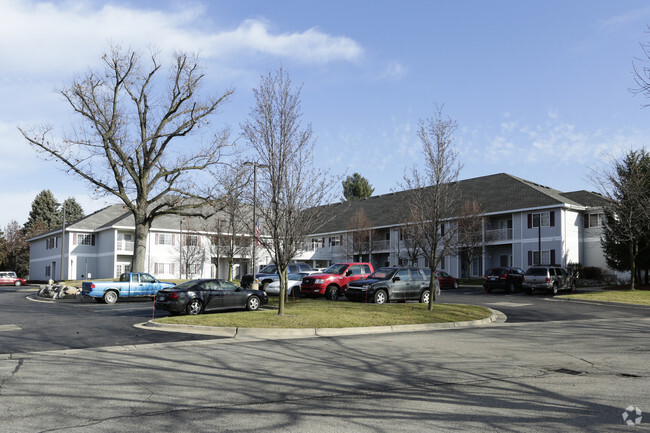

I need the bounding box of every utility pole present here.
[60,203,66,281]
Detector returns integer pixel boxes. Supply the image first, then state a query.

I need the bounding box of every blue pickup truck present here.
[81,273,174,304]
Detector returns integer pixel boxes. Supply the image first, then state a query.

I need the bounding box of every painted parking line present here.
[0,324,21,332]
[485,302,533,307]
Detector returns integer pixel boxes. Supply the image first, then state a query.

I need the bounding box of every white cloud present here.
[470,111,649,172]
[379,61,407,81]
[0,1,363,76]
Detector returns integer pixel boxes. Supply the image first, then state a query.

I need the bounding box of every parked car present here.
[483,267,525,293]
[265,273,304,296]
[240,262,314,289]
[300,262,374,300]
[433,270,459,289]
[81,273,174,304]
[522,266,574,295]
[345,267,433,304]
[0,271,27,287]
[155,279,268,315]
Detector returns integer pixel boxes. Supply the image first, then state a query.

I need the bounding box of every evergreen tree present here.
[599,149,650,289]
[24,190,60,235]
[61,197,84,224]
[342,173,375,201]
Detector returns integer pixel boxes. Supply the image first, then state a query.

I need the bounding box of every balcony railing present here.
[116,240,134,252]
[485,228,513,242]
[372,240,391,251]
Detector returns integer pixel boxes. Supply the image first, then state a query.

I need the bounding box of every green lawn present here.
[559,289,650,306]
[154,297,492,328]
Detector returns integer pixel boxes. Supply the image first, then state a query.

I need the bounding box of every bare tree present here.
[399,217,423,266]
[241,68,336,315]
[19,45,233,272]
[209,165,250,281]
[400,104,462,309]
[344,209,376,262]
[177,222,208,279]
[455,200,485,278]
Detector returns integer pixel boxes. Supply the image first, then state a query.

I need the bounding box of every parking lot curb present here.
[136,309,503,340]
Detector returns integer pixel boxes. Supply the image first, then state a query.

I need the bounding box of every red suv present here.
[301,263,373,300]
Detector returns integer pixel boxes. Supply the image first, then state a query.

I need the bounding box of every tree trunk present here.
[132,217,150,273]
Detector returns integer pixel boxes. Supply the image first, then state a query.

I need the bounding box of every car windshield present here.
[324,264,348,275]
[288,273,303,280]
[368,268,397,280]
[259,265,277,274]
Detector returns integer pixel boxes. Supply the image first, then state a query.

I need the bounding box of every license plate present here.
[158,296,165,301]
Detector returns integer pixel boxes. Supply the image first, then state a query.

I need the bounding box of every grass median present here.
[153,297,493,328]
[558,288,650,306]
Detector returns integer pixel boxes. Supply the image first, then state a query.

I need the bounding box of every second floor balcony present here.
[116,240,134,253]
[485,228,513,242]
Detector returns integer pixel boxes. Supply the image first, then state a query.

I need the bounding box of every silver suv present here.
[522,266,574,295]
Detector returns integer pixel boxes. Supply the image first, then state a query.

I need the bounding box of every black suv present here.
[345,267,434,304]
[240,263,313,289]
[483,267,525,293]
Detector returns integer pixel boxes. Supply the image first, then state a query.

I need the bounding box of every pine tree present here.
[342,173,375,200]
[24,190,60,235]
[61,197,84,224]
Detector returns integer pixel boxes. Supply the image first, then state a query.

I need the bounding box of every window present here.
[330,236,341,247]
[153,263,175,275]
[140,274,155,283]
[184,234,199,246]
[396,269,411,281]
[528,250,556,266]
[76,234,95,246]
[528,211,555,228]
[156,233,174,245]
[348,265,362,275]
[45,265,51,277]
[116,264,131,275]
[361,264,372,274]
[584,213,604,228]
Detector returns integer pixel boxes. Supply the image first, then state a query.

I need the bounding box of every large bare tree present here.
[241,68,335,315]
[400,104,462,309]
[19,46,233,272]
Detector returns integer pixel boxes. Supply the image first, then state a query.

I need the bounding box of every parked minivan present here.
[522,266,574,295]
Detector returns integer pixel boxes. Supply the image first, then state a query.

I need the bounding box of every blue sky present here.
[2,0,650,229]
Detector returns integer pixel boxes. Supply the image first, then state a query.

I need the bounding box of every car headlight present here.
[362,285,370,290]
[315,279,324,284]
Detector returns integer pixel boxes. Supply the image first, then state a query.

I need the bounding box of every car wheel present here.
[551,283,559,296]
[507,282,516,293]
[246,295,261,311]
[452,281,459,289]
[14,280,22,287]
[261,281,270,291]
[186,299,203,315]
[325,285,339,301]
[420,290,430,304]
[102,290,118,304]
[374,289,387,304]
[291,286,301,298]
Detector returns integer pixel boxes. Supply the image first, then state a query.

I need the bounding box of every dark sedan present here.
[155,279,268,315]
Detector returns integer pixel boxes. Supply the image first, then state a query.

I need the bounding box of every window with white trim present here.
[184,234,199,246]
[77,234,95,246]
[156,233,174,245]
[585,213,604,228]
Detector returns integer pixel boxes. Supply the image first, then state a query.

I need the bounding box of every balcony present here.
[485,228,513,242]
[371,240,391,251]
[116,240,134,253]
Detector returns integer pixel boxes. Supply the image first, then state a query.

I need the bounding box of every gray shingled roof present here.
[309,173,605,234]
[27,173,608,241]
